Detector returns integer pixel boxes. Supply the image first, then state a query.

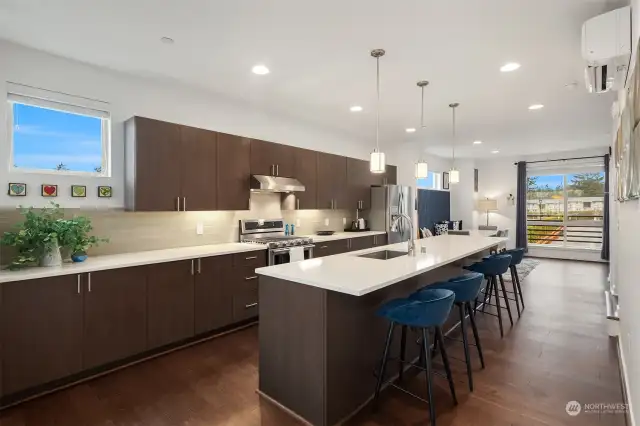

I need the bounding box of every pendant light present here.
[370,49,386,174]
[414,81,429,179]
[448,102,460,184]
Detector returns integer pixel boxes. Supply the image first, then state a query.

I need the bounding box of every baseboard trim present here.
[617,337,636,426]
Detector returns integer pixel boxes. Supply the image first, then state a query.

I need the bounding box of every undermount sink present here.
[357,250,407,260]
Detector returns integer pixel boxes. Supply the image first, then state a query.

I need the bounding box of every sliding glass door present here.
[527,172,604,250]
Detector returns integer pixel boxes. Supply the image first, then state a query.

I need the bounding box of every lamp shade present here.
[415,161,429,178]
[370,150,386,174]
[477,198,498,211]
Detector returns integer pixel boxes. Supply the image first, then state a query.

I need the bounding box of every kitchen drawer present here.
[314,239,350,258]
[233,250,267,268]
[233,280,259,322]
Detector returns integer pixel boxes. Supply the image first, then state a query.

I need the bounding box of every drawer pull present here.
[245,302,258,309]
[245,276,258,280]
[245,256,258,260]
[320,245,328,249]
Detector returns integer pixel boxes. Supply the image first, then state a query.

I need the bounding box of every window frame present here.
[7,92,111,177]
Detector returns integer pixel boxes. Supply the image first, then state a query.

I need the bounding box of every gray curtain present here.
[516,161,528,251]
[602,154,610,260]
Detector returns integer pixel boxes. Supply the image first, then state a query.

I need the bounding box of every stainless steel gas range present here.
[239,219,314,266]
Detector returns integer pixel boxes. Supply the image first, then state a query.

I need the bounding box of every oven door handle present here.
[270,244,315,254]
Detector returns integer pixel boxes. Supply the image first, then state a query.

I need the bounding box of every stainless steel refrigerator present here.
[370,185,414,244]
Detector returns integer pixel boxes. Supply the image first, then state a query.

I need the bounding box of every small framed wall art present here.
[443,172,450,190]
[98,186,112,198]
[71,185,87,198]
[41,184,58,197]
[8,183,27,196]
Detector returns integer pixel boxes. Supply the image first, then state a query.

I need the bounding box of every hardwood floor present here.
[0,259,626,426]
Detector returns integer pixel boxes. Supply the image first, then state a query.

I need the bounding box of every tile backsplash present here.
[0,193,358,262]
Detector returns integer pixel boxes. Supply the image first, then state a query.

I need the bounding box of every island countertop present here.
[255,234,507,296]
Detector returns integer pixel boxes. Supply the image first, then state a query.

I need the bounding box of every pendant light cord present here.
[420,85,424,128]
[452,105,456,166]
[376,56,380,152]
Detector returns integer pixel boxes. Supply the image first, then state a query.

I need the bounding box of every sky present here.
[12,103,103,172]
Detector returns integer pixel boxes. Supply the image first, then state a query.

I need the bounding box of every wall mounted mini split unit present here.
[582,6,631,93]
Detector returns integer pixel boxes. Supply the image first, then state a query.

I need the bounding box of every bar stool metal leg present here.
[512,265,525,310]
[458,303,473,392]
[498,275,514,326]
[481,277,493,314]
[492,276,505,337]
[399,325,407,382]
[436,327,458,405]
[373,322,395,409]
[421,328,437,425]
[466,302,485,369]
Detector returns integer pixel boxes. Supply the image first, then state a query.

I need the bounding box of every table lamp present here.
[477,198,498,227]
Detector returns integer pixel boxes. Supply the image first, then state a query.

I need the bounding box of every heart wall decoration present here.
[41,184,58,197]
[8,183,27,196]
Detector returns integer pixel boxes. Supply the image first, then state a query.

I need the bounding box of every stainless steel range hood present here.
[251,175,305,193]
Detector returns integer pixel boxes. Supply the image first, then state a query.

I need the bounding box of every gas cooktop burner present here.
[241,235,314,249]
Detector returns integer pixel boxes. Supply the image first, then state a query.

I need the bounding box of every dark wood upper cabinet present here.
[347,158,373,211]
[147,261,195,349]
[217,132,251,211]
[194,256,235,335]
[372,164,398,186]
[317,152,348,210]
[293,147,318,210]
[180,125,217,211]
[1,275,83,395]
[250,139,295,178]
[82,267,148,370]
[125,117,182,211]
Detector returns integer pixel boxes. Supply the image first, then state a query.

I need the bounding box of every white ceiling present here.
[0,0,625,159]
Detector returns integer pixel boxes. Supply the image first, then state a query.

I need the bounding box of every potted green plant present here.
[0,203,108,269]
[57,216,108,263]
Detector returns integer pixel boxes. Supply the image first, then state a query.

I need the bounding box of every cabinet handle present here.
[374,235,377,245]
[297,199,300,210]
[270,164,275,176]
[77,274,81,294]
[197,258,201,274]
[246,255,258,260]
[320,245,328,249]
[176,196,180,211]
[183,197,186,211]
[276,164,279,176]
[245,276,258,280]
[191,259,194,275]
[245,302,258,309]
[88,273,91,292]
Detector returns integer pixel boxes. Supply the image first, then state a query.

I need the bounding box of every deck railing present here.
[526,214,603,249]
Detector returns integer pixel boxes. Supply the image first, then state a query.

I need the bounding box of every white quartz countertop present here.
[303,231,386,243]
[0,243,266,283]
[256,234,507,296]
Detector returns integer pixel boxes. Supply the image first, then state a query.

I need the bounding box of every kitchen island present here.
[256,234,506,426]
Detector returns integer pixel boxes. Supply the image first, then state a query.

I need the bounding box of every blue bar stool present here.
[411,272,485,392]
[466,254,513,338]
[503,248,526,311]
[374,290,457,426]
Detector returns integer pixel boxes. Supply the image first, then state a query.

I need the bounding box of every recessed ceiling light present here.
[350,105,363,112]
[160,37,174,44]
[500,62,521,72]
[405,128,416,133]
[491,150,500,154]
[528,104,544,110]
[252,64,270,75]
[473,140,482,145]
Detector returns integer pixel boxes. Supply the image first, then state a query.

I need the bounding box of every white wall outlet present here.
[296,218,301,227]
[324,218,330,227]
[196,222,204,235]
[343,217,346,225]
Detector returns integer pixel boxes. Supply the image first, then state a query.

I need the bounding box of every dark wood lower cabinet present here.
[194,256,234,335]
[373,234,388,247]
[82,267,148,370]
[349,236,375,251]
[147,261,195,349]
[1,275,83,395]
[314,239,349,257]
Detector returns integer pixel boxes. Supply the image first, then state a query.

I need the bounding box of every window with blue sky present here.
[11,102,106,173]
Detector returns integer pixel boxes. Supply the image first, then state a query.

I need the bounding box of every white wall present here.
[0,40,370,209]
[449,158,478,230]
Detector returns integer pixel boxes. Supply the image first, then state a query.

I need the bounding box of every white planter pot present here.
[40,240,62,267]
